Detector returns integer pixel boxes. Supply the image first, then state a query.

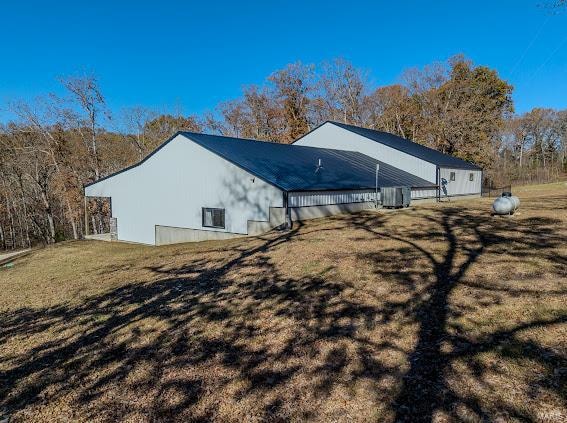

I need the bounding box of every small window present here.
[450,172,456,182]
[469,173,474,182]
[202,208,225,229]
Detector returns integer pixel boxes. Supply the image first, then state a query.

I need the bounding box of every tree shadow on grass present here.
[349,204,567,422]
[0,203,566,421]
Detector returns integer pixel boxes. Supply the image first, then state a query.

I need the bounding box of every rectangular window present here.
[450,172,456,182]
[202,208,225,229]
[469,173,474,182]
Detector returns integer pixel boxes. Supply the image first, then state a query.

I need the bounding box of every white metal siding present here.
[295,123,438,183]
[289,190,375,207]
[439,168,482,197]
[85,134,283,245]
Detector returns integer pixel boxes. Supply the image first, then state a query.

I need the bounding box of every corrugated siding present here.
[290,187,441,206]
[440,168,482,196]
[289,190,376,207]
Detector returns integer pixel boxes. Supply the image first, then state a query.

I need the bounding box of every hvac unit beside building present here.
[381,186,411,208]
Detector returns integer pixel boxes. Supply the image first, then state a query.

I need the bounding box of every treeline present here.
[499,108,567,184]
[1,55,566,249]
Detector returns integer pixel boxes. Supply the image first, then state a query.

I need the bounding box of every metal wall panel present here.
[290,187,441,206]
[439,168,482,197]
[289,190,377,207]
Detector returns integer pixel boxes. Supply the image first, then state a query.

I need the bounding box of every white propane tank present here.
[492,193,520,215]
[509,195,520,210]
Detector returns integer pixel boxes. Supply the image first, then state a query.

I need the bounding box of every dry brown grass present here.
[1,182,566,422]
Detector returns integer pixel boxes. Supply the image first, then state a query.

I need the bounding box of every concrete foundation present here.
[155,225,242,245]
[290,201,376,221]
[247,207,286,236]
[436,193,482,203]
[411,193,482,205]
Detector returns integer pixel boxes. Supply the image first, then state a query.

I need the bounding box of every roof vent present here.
[315,158,324,174]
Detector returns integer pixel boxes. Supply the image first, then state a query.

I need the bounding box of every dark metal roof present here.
[321,121,482,170]
[182,132,435,191]
[85,131,436,191]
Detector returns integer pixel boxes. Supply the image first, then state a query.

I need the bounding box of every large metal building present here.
[293,121,483,200]
[85,132,434,245]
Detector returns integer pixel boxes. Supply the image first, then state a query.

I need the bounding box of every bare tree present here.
[269,62,315,142]
[212,100,248,137]
[555,110,567,166]
[319,58,368,125]
[10,99,81,239]
[119,107,158,160]
[521,108,559,169]
[1,127,57,244]
[142,113,201,147]
[61,75,108,181]
[242,86,282,141]
[364,85,416,139]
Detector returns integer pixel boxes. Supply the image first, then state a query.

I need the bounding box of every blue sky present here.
[1,0,566,123]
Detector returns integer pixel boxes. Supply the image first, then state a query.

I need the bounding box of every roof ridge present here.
[182,131,373,158]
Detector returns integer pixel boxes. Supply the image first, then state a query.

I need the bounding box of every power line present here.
[509,15,551,78]
[528,34,567,83]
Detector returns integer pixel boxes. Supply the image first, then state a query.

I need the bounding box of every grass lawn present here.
[1,183,566,422]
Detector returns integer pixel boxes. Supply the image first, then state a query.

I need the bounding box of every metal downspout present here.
[283,191,292,229]
[436,166,440,202]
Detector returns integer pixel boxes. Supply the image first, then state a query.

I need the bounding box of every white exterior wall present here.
[295,122,438,183]
[85,134,283,245]
[439,168,482,197]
